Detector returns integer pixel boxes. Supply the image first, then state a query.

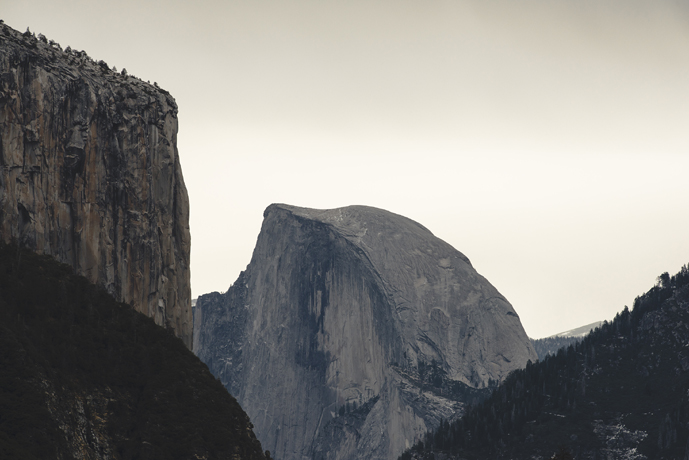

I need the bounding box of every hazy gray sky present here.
[4,0,688,338]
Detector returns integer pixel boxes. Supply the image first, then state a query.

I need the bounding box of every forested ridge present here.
[531,336,584,362]
[402,264,689,460]
[0,243,266,460]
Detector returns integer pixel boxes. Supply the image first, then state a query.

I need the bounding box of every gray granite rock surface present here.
[194,204,537,460]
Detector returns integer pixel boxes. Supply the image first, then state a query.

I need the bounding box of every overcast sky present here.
[3,0,688,338]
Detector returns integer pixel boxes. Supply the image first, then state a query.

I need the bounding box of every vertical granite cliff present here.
[0,23,191,346]
[194,204,538,460]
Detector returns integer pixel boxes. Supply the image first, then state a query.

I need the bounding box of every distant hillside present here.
[0,243,266,460]
[553,321,604,338]
[530,335,582,362]
[531,321,603,361]
[402,265,689,460]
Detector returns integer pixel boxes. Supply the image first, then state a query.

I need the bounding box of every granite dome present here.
[194,203,537,460]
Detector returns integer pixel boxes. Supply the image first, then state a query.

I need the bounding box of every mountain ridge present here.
[553,321,604,338]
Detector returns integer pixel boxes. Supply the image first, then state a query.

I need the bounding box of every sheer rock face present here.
[194,204,537,460]
[0,23,191,347]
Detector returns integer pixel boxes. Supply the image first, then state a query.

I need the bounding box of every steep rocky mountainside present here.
[194,204,537,460]
[404,265,689,460]
[0,243,266,460]
[0,23,191,346]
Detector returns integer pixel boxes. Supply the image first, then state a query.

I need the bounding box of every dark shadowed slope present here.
[0,243,266,460]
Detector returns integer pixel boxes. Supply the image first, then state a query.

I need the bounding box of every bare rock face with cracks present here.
[0,23,192,346]
[194,204,538,460]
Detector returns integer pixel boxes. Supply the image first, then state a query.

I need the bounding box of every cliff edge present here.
[0,23,191,346]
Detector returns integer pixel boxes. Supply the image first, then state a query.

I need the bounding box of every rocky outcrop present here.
[0,23,191,346]
[194,204,537,460]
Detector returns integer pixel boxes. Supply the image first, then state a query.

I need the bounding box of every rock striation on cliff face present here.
[194,204,538,460]
[0,23,191,346]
